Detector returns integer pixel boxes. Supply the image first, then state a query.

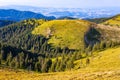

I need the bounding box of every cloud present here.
[0,0,120,8]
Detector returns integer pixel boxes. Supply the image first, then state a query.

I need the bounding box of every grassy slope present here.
[1,47,120,80]
[86,15,120,43]
[32,19,120,50]
[102,14,120,27]
[86,18,110,24]
[87,14,120,26]
[95,15,120,43]
[32,20,94,49]
[1,18,120,79]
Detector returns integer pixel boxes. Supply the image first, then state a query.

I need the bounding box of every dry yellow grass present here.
[1,47,120,80]
[0,68,120,80]
[102,14,120,27]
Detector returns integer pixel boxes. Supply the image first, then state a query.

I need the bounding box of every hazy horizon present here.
[0,0,120,8]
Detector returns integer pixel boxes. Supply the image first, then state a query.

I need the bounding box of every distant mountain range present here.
[0,5,120,19]
[0,9,56,21]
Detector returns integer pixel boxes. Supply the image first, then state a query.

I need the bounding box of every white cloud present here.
[0,0,120,8]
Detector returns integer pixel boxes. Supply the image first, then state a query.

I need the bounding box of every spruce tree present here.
[6,52,12,66]
[35,62,41,72]
[49,61,56,72]
[66,60,74,70]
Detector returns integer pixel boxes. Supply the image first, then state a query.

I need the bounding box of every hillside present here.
[0,9,56,21]
[1,0,120,80]
[32,19,120,50]
[87,14,120,26]
[86,18,110,24]
[1,19,120,52]
[0,19,49,54]
[0,19,82,73]
[57,16,77,20]
[102,14,120,27]
[0,47,120,80]
[85,15,120,46]
[32,20,98,49]
[0,18,120,74]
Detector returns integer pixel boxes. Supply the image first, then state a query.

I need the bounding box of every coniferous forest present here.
[0,19,120,73]
[1,0,120,80]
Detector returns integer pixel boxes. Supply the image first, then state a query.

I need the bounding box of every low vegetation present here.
[32,20,93,49]
[0,47,120,80]
[0,14,120,79]
[86,18,110,24]
[102,14,120,27]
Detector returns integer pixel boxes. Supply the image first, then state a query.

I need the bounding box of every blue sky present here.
[0,0,120,8]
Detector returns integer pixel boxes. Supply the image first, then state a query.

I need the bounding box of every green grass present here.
[32,19,120,50]
[32,20,93,49]
[75,47,120,72]
[102,14,120,27]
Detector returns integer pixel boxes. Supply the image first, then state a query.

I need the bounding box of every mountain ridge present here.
[0,9,56,21]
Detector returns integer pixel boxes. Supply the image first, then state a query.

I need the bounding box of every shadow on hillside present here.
[84,26,101,47]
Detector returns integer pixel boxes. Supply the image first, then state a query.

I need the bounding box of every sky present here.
[0,0,120,8]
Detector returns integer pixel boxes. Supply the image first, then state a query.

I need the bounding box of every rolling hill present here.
[87,14,120,28]
[0,19,50,54]
[86,18,110,24]
[32,20,94,49]
[32,19,120,50]
[102,14,120,27]
[0,47,120,80]
[0,14,120,77]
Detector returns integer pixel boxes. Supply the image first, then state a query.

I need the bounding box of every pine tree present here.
[25,54,29,67]
[0,50,4,60]
[100,41,106,50]
[59,62,63,71]
[66,60,74,70]
[55,58,61,72]
[19,52,25,68]
[111,41,115,47]
[6,52,12,66]
[41,59,52,72]
[59,58,66,71]
[0,59,1,64]
[86,45,92,53]
[35,62,41,72]
[10,59,15,67]
[49,61,56,72]
[46,59,52,72]
[13,56,19,69]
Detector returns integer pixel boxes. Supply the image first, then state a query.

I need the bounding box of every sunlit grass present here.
[32,20,91,49]
[1,47,120,80]
[102,15,120,27]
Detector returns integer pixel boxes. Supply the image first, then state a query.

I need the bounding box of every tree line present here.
[0,19,120,73]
